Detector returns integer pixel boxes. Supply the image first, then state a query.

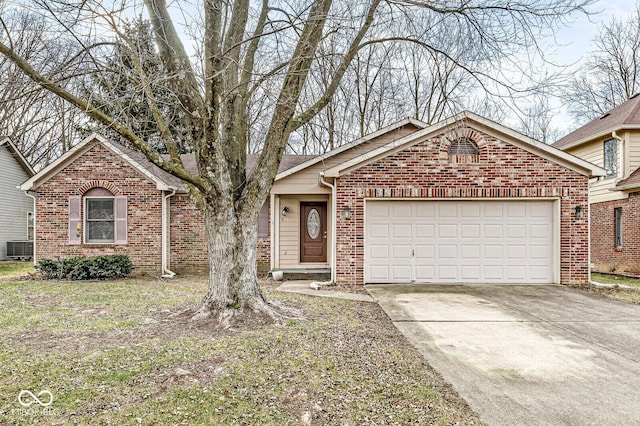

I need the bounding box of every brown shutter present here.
[68,196,81,245]
[258,201,269,238]
[114,196,127,244]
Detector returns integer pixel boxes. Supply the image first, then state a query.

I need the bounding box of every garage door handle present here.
[412,249,414,257]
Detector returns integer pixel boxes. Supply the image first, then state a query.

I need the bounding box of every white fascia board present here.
[555,125,640,151]
[467,112,607,178]
[20,132,175,191]
[19,132,100,191]
[100,139,173,191]
[1,137,35,176]
[275,117,429,181]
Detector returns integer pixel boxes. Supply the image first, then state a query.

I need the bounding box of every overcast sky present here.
[549,0,637,132]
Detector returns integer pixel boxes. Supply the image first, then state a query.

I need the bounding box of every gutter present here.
[319,172,336,284]
[611,131,625,188]
[161,189,177,278]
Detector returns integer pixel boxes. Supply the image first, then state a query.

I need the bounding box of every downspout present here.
[612,131,625,186]
[319,172,336,284]
[24,191,36,266]
[162,189,177,278]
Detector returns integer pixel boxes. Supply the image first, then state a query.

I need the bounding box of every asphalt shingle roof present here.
[114,140,315,190]
[554,94,640,149]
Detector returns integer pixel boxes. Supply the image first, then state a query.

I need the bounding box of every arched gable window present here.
[68,187,127,245]
[448,137,479,155]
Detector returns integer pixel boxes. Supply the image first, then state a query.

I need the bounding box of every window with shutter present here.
[78,188,128,245]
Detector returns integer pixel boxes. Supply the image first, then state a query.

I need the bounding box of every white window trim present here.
[604,138,617,178]
[84,196,116,244]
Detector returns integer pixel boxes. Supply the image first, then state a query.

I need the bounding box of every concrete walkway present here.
[276,280,374,302]
[366,284,640,425]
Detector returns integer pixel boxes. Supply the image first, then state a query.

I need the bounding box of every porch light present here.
[343,205,351,219]
[574,205,584,218]
[281,206,290,216]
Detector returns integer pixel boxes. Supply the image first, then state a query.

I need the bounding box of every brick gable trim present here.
[323,111,605,179]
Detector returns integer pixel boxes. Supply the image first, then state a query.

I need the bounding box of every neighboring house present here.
[0,137,35,260]
[554,94,640,274]
[22,111,603,285]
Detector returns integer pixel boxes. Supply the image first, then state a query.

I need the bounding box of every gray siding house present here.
[0,137,34,259]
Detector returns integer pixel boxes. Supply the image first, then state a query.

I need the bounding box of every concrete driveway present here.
[366,284,640,425]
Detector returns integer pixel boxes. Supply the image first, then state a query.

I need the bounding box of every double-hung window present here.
[68,187,127,245]
[85,197,115,243]
[604,138,617,177]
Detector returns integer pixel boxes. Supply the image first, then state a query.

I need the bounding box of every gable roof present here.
[20,133,314,192]
[322,111,605,178]
[554,94,640,150]
[275,117,428,181]
[613,166,640,191]
[0,137,35,177]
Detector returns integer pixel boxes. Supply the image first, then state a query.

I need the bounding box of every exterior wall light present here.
[281,206,290,216]
[343,205,351,219]
[575,205,584,218]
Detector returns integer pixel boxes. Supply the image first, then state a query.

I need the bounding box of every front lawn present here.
[0,277,481,425]
[0,261,34,279]
[583,272,640,304]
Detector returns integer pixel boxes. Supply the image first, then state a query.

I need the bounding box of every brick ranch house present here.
[22,111,604,285]
[554,94,640,274]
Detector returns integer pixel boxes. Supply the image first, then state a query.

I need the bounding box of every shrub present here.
[37,255,132,280]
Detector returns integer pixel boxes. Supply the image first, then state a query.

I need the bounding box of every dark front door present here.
[300,202,327,263]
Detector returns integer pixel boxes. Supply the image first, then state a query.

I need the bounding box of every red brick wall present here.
[168,195,271,275]
[35,143,163,274]
[335,128,590,286]
[35,143,273,276]
[169,194,208,274]
[590,193,640,274]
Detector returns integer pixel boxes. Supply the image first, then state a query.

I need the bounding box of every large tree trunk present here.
[190,198,295,327]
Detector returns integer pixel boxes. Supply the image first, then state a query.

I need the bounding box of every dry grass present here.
[580,273,640,304]
[0,276,481,425]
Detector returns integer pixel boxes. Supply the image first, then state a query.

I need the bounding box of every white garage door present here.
[365,200,556,284]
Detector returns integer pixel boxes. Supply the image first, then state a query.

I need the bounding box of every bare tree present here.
[0,0,593,326]
[0,7,87,168]
[565,5,640,122]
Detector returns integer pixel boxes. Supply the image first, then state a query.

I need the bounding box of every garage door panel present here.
[438,265,458,279]
[415,265,435,281]
[392,245,412,259]
[392,265,412,281]
[461,245,480,259]
[484,224,503,238]
[392,224,412,238]
[369,265,389,281]
[369,244,389,259]
[529,245,551,259]
[438,224,458,238]
[484,245,503,258]
[461,224,481,238]
[415,224,434,238]
[415,244,434,259]
[484,265,504,280]
[369,224,389,238]
[507,224,526,238]
[507,203,526,217]
[461,265,481,280]
[462,204,481,217]
[438,245,457,258]
[506,245,526,259]
[365,200,555,284]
